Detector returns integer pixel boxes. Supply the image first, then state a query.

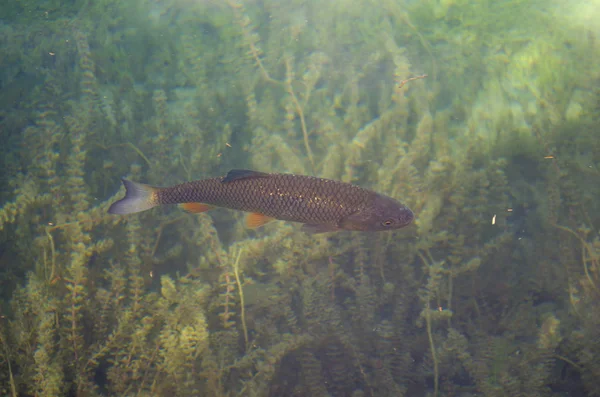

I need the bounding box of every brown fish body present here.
[108,169,413,233]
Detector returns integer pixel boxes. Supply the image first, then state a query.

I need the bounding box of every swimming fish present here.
[108,169,414,233]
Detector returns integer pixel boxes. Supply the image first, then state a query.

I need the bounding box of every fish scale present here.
[108,169,414,233]
[156,174,370,224]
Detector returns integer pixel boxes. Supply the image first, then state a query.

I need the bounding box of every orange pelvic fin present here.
[179,203,213,213]
[246,212,275,229]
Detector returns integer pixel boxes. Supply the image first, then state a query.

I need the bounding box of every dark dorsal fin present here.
[222,169,270,183]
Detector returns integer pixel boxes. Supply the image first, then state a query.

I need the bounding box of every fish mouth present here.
[402,208,415,226]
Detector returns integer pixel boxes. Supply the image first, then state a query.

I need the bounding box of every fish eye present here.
[382,219,394,227]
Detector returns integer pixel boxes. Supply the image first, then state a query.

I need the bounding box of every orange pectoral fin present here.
[179,203,214,213]
[246,212,275,229]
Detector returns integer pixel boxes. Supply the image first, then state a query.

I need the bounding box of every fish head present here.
[340,194,414,232]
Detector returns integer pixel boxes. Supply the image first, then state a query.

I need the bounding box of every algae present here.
[0,0,599,395]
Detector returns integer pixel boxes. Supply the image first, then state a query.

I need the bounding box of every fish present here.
[108,169,414,233]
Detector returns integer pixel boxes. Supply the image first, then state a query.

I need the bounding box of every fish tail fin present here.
[108,179,160,215]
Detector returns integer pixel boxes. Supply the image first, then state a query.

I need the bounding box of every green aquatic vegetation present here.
[0,0,599,395]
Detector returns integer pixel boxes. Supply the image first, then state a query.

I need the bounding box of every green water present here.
[0,0,598,396]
